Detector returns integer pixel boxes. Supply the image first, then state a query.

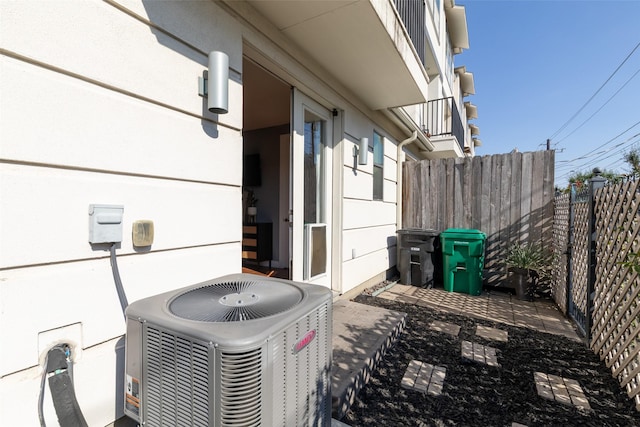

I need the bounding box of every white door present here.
[291,89,333,289]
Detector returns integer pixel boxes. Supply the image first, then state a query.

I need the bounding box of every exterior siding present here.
[1,1,243,425]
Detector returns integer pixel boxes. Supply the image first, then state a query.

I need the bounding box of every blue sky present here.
[458,0,640,185]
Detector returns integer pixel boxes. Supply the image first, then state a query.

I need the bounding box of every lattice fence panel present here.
[570,190,591,330]
[552,192,570,314]
[591,179,640,411]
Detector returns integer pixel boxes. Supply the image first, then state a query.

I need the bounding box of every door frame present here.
[291,88,340,291]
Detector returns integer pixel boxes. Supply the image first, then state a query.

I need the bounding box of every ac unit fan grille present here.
[169,279,303,322]
[145,327,210,427]
[220,349,263,426]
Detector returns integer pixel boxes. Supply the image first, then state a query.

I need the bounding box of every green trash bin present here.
[440,228,486,295]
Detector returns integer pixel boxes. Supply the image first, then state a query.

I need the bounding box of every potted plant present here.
[246,190,258,223]
[505,243,550,301]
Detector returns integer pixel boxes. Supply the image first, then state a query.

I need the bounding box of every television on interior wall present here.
[243,154,262,187]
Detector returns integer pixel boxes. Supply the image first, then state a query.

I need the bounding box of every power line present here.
[548,40,640,141]
[555,119,640,166]
[554,66,640,144]
[555,133,640,180]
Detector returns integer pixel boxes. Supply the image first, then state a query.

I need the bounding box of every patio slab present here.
[377,285,581,341]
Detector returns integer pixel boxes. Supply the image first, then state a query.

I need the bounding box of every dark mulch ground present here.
[342,294,640,427]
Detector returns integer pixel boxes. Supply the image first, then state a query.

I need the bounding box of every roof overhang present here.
[245,0,429,110]
[455,66,475,96]
[445,2,469,54]
[473,138,482,147]
[464,101,478,120]
[469,123,480,136]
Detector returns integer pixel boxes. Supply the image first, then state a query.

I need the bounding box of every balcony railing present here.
[394,0,426,66]
[426,97,464,152]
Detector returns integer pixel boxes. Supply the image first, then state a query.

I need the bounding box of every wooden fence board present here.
[480,155,492,239]
[520,152,533,242]
[510,152,523,249]
[530,152,544,245]
[472,156,483,230]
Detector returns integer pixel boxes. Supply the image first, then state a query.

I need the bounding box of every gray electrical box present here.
[89,204,124,244]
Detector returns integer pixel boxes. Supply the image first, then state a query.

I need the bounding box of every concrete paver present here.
[534,372,591,411]
[429,320,461,336]
[476,325,508,342]
[401,360,447,396]
[461,340,500,367]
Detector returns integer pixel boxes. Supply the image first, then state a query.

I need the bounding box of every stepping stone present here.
[401,360,447,396]
[475,325,508,342]
[533,372,591,410]
[429,320,461,336]
[461,340,500,367]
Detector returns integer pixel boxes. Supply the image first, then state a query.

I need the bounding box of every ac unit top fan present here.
[168,277,304,322]
[124,273,331,347]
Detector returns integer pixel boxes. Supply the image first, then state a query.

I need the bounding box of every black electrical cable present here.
[37,345,88,427]
[110,242,129,319]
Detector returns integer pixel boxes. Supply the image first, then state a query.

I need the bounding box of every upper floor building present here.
[394,0,481,159]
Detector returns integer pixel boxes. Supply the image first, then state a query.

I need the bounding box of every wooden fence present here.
[402,150,555,286]
[591,178,640,410]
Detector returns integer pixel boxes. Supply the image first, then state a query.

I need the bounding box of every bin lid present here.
[440,228,486,239]
[397,228,439,236]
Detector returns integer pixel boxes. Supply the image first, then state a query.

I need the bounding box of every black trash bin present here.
[397,229,439,287]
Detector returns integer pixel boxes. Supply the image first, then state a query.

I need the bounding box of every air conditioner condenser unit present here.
[124,274,333,427]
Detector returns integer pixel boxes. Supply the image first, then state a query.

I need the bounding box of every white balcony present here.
[244,0,430,110]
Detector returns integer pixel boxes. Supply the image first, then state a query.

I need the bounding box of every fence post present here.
[586,168,607,341]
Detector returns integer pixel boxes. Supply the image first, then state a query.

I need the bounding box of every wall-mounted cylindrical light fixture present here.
[198,51,229,114]
[358,137,369,165]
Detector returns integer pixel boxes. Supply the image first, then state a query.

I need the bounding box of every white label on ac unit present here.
[411,247,420,252]
[125,375,140,417]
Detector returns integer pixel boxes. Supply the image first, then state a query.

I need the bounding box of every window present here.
[304,118,325,224]
[445,36,454,88]
[373,131,384,200]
